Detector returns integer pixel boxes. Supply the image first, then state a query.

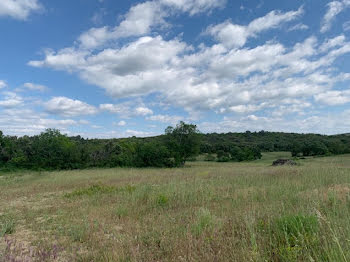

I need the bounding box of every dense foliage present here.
[0,122,201,170]
[199,131,350,157]
[1,127,349,171]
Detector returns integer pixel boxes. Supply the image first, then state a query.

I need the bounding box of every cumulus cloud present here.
[44,97,98,117]
[29,31,350,117]
[0,91,23,108]
[147,114,184,125]
[125,129,154,137]
[30,36,188,98]
[0,80,7,89]
[160,0,226,16]
[78,1,164,49]
[206,7,303,48]
[315,90,350,105]
[0,0,42,20]
[135,107,153,116]
[117,120,126,126]
[321,0,350,33]
[28,3,350,135]
[100,102,153,117]
[0,108,81,136]
[77,0,225,49]
[200,110,350,135]
[23,82,48,92]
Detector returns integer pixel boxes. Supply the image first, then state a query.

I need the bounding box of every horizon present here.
[1,0,350,138]
[1,127,349,139]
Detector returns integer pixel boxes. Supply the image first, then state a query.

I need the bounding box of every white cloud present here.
[207,7,303,48]
[320,35,346,53]
[100,102,153,117]
[0,0,41,20]
[160,0,226,15]
[0,108,80,136]
[199,110,350,135]
[117,120,126,126]
[321,0,350,33]
[44,96,98,117]
[288,23,309,31]
[315,90,350,105]
[344,20,350,31]
[125,129,154,137]
[30,32,350,117]
[0,80,7,89]
[79,120,90,125]
[77,0,225,49]
[100,103,128,115]
[0,91,23,108]
[135,107,153,116]
[30,36,188,98]
[78,1,164,49]
[23,82,48,92]
[28,4,350,134]
[147,114,184,125]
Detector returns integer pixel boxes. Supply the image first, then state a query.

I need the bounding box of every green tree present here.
[29,129,79,169]
[134,142,173,167]
[165,121,201,166]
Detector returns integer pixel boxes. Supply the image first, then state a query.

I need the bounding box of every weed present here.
[125,185,136,194]
[270,214,319,260]
[0,219,15,237]
[64,184,118,198]
[67,224,89,243]
[115,206,129,219]
[191,208,216,236]
[156,194,169,207]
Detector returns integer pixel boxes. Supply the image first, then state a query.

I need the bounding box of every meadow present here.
[1,152,350,261]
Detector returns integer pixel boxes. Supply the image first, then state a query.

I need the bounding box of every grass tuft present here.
[64,184,118,198]
[0,219,15,237]
[192,208,216,236]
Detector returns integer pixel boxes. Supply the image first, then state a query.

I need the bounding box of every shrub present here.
[204,154,216,161]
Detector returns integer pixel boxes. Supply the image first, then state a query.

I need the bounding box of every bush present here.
[204,154,216,161]
[134,142,173,167]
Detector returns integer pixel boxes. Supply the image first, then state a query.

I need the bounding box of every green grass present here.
[1,153,350,261]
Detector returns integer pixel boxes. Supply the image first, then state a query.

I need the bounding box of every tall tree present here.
[165,121,201,166]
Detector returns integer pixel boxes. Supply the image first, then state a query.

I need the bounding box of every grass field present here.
[1,152,350,261]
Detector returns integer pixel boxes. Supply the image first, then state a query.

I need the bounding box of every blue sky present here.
[1,0,350,137]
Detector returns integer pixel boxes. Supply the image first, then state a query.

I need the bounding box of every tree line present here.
[1,124,349,171]
[199,130,350,158]
[0,122,203,170]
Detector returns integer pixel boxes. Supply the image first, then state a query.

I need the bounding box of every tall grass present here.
[0,153,350,261]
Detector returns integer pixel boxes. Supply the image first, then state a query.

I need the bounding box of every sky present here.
[1,0,350,138]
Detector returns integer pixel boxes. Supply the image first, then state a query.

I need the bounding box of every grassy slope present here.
[1,153,350,261]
